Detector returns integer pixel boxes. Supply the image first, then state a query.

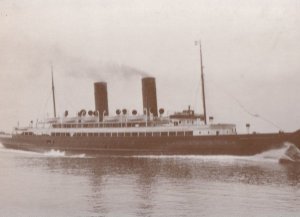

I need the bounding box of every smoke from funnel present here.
[56,53,150,80]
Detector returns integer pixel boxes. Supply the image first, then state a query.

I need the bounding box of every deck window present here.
[118,132,125,137]
[177,131,184,136]
[169,132,176,136]
[185,131,193,136]
[161,132,168,136]
[153,132,160,136]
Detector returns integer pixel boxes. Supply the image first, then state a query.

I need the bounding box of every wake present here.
[43,149,87,158]
[132,142,300,164]
[277,143,300,163]
[0,143,87,158]
[2,142,299,162]
[252,142,300,163]
[0,143,40,156]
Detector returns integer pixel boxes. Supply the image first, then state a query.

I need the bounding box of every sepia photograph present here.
[0,0,300,216]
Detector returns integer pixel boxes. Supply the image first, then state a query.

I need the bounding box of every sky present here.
[0,0,300,133]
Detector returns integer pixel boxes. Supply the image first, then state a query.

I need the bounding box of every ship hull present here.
[1,131,300,156]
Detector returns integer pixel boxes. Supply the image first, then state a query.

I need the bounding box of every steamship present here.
[1,46,300,155]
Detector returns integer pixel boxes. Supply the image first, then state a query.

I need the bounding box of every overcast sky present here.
[0,0,300,133]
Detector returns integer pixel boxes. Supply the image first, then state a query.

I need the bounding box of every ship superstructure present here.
[14,76,237,139]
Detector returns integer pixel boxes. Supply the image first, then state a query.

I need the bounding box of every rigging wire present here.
[193,77,201,113]
[61,90,78,115]
[38,89,52,120]
[208,80,281,130]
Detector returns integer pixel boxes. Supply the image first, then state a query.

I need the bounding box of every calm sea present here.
[0,143,300,217]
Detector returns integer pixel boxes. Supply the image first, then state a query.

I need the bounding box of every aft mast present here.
[195,40,207,125]
[51,64,57,118]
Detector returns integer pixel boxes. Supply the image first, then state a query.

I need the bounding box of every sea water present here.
[0,143,300,217]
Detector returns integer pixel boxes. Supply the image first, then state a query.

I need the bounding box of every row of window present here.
[50,119,205,129]
[22,132,33,136]
[44,131,194,137]
[21,130,236,137]
[52,122,150,129]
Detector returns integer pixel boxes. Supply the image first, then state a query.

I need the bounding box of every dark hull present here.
[1,130,300,156]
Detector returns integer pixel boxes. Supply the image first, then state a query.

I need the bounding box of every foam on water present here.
[278,142,300,163]
[0,143,87,158]
[43,149,87,158]
[132,154,247,161]
[132,142,300,164]
[251,142,300,163]
[131,155,253,165]
[43,149,66,157]
[0,142,40,156]
[2,141,299,162]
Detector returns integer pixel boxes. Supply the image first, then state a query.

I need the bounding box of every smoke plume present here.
[52,49,150,81]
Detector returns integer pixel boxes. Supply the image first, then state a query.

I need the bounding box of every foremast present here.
[195,40,207,125]
[51,64,57,118]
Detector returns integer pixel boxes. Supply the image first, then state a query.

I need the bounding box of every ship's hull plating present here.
[1,131,300,156]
